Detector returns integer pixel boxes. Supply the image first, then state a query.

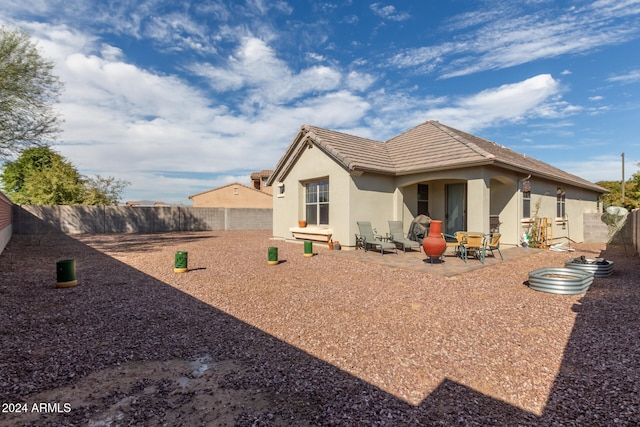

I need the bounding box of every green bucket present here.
[303,240,313,257]
[56,259,77,288]
[174,251,188,273]
[267,247,278,265]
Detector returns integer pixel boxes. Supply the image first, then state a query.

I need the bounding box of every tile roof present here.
[250,170,273,180]
[269,121,607,193]
[303,125,393,174]
[426,122,606,192]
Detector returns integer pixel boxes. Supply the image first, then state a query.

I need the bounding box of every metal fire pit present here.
[528,267,594,295]
[565,256,614,278]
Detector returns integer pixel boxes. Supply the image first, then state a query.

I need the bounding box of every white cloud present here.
[421,74,562,132]
[370,3,411,21]
[555,154,632,183]
[15,23,372,203]
[389,2,640,78]
[306,52,325,61]
[341,14,359,24]
[246,0,293,16]
[608,68,640,83]
[188,37,343,106]
[346,71,377,92]
[4,2,629,202]
[145,12,217,54]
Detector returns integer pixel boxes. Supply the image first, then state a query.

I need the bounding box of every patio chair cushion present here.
[388,221,421,252]
[356,221,397,255]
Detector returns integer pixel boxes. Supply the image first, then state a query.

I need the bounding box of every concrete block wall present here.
[13,205,271,234]
[584,211,638,254]
[632,209,639,254]
[0,191,12,255]
[583,213,610,243]
[225,208,272,230]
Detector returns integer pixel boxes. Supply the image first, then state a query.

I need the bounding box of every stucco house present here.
[189,174,273,209]
[267,120,608,248]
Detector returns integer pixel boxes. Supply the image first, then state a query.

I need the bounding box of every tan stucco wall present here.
[191,186,272,208]
[520,179,601,244]
[272,146,397,246]
[385,166,600,246]
[348,173,395,244]
[273,146,602,247]
[272,145,350,242]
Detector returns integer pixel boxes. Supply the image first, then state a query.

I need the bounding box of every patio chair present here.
[484,232,503,260]
[460,233,486,264]
[442,231,465,257]
[356,221,397,255]
[388,221,421,252]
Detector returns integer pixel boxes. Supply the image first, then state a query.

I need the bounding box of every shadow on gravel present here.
[78,232,217,255]
[539,245,639,425]
[0,235,637,425]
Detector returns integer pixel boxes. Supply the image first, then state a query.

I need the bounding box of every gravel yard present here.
[0,230,638,426]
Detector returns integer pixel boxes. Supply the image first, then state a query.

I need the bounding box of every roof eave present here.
[266,127,309,186]
[493,161,608,194]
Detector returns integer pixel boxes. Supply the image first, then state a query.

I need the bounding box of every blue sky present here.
[1,0,639,204]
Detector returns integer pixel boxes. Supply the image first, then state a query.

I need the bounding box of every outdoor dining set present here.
[355,220,502,263]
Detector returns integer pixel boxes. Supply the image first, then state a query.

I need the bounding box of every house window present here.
[557,187,566,218]
[418,184,429,216]
[523,190,531,218]
[305,179,329,225]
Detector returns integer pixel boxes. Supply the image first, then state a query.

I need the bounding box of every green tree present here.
[82,175,130,205]
[1,146,129,205]
[0,26,63,158]
[597,179,639,211]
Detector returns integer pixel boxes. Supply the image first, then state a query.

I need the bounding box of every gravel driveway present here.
[0,230,638,426]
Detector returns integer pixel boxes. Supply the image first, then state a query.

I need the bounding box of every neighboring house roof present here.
[268,121,607,193]
[250,169,273,180]
[125,200,169,206]
[188,182,271,200]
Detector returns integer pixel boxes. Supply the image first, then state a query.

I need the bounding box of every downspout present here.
[517,174,532,246]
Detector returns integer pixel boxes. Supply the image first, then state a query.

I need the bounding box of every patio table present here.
[460,232,486,262]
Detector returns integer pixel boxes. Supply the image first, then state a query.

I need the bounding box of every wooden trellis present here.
[531,217,553,248]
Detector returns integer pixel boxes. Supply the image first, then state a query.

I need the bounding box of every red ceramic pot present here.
[422,220,447,258]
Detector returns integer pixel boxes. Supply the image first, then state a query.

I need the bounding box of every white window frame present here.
[556,187,566,219]
[305,179,329,226]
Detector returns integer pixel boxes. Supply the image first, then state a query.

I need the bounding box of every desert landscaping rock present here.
[0,230,638,426]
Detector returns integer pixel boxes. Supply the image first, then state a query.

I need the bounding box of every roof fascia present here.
[266,128,308,185]
[491,160,608,193]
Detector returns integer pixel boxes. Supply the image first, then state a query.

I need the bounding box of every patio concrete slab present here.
[325,245,545,277]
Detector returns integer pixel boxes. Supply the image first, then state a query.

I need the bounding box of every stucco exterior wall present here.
[490,175,519,246]
[272,145,398,246]
[395,167,600,246]
[348,173,395,245]
[519,178,601,244]
[191,185,272,208]
[273,146,603,247]
[272,144,351,242]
